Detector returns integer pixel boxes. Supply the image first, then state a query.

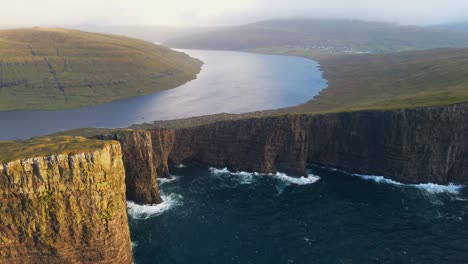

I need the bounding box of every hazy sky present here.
[2,0,468,27]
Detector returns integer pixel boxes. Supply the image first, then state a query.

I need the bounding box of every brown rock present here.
[0,142,133,263]
[97,131,162,204]
[146,103,468,184]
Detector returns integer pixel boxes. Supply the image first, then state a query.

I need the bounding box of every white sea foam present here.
[208,167,320,185]
[412,183,464,194]
[176,164,186,168]
[208,167,231,175]
[272,172,320,185]
[158,175,180,184]
[127,193,183,220]
[352,173,464,194]
[231,171,259,184]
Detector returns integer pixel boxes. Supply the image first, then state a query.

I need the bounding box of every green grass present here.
[0,136,112,163]
[252,47,468,114]
[0,27,202,111]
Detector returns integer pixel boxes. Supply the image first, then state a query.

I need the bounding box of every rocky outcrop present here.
[138,103,468,184]
[97,131,162,204]
[0,142,133,263]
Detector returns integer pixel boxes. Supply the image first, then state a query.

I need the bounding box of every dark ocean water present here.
[128,165,468,264]
[0,50,326,140]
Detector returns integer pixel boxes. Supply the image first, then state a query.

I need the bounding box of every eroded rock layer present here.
[0,142,133,263]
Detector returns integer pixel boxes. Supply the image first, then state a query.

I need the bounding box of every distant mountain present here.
[433,22,468,33]
[74,24,216,43]
[165,19,468,53]
[0,28,202,110]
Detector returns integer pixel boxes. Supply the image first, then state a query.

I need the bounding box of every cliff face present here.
[165,116,309,176]
[97,131,162,204]
[0,142,133,263]
[306,103,468,184]
[138,103,467,184]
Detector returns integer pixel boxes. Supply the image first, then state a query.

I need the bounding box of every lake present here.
[0,49,326,140]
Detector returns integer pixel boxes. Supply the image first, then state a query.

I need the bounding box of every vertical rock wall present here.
[0,142,133,263]
[145,103,468,184]
[97,131,162,204]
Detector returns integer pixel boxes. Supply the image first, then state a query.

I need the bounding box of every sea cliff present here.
[0,141,133,263]
[113,103,468,185]
[97,131,163,204]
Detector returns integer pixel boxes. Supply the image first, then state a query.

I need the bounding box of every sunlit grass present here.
[0,27,202,111]
[257,47,468,113]
[0,136,111,163]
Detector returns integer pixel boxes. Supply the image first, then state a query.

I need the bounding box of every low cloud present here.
[2,0,468,27]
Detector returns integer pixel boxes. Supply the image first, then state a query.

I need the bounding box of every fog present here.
[2,0,468,27]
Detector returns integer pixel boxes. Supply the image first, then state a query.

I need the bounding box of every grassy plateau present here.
[0,136,111,163]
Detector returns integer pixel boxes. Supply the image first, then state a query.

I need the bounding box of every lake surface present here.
[0,49,326,140]
[128,164,468,264]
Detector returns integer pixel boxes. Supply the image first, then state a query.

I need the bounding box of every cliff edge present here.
[0,139,133,263]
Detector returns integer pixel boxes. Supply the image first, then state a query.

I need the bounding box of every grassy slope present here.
[256,48,468,114]
[0,28,202,111]
[165,19,468,53]
[0,136,110,163]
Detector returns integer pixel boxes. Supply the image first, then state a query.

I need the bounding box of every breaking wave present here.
[208,167,320,185]
[273,172,320,185]
[208,167,231,175]
[314,165,464,194]
[127,193,183,220]
[352,174,464,194]
[158,175,180,184]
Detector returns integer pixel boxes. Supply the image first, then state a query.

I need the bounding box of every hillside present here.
[279,48,468,114]
[0,28,202,110]
[74,24,216,43]
[165,19,468,53]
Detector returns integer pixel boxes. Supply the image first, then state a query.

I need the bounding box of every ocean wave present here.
[314,165,464,194]
[208,167,320,185]
[158,175,180,184]
[127,193,183,220]
[208,167,231,175]
[272,172,320,185]
[352,173,464,194]
[231,171,263,184]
